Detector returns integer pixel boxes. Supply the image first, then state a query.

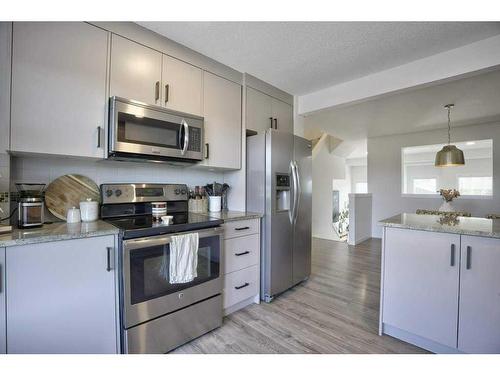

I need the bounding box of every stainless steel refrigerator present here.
[247,129,312,302]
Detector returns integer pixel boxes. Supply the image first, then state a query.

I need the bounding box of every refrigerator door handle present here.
[293,160,301,225]
[288,160,296,224]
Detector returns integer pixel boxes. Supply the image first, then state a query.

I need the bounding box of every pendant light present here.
[435,104,465,167]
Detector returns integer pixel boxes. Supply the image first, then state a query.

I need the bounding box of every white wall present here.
[368,121,500,238]
[350,165,367,193]
[312,141,348,240]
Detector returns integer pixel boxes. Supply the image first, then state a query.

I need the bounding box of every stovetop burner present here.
[100,183,223,239]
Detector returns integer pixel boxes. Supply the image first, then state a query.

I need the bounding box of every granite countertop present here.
[380,213,500,239]
[204,210,262,222]
[0,220,120,247]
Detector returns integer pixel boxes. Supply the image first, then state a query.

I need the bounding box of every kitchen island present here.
[379,213,500,354]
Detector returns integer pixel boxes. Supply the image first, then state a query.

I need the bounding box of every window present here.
[412,178,437,194]
[458,177,492,195]
[402,139,493,196]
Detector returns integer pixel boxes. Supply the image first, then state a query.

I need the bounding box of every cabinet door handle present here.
[274,118,278,130]
[155,81,160,102]
[269,117,273,129]
[97,126,102,148]
[235,251,250,256]
[165,84,169,104]
[205,143,209,159]
[450,244,455,266]
[106,247,113,272]
[235,226,250,231]
[235,282,249,290]
[466,246,472,270]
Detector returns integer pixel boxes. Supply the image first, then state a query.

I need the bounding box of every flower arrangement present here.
[439,189,460,202]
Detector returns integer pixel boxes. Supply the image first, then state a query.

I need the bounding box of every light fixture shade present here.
[435,145,465,167]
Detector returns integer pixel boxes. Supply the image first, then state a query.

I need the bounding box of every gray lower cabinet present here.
[0,247,5,354]
[6,236,118,354]
[458,235,500,353]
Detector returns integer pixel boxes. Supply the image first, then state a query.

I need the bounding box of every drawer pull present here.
[234,226,250,231]
[235,282,250,290]
[235,251,250,256]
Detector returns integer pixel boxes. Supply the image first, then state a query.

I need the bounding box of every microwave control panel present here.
[187,127,201,152]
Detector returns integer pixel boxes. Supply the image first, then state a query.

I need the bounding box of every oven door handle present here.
[123,226,224,251]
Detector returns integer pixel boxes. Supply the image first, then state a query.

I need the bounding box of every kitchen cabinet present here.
[458,235,500,353]
[10,22,108,158]
[246,87,273,134]
[110,34,162,106]
[382,227,460,348]
[246,87,293,134]
[162,55,203,116]
[271,97,293,133]
[202,71,242,169]
[0,247,5,354]
[6,236,118,353]
[222,219,260,315]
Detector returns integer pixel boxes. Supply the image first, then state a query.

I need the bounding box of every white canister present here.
[80,198,99,222]
[151,202,167,221]
[67,207,81,223]
[208,196,222,212]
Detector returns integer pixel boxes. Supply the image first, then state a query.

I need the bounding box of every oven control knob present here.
[105,189,113,197]
[174,188,181,195]
[115,189,122,197]
[180,188,187,195]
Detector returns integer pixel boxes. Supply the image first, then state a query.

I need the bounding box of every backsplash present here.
[10,156,225,193]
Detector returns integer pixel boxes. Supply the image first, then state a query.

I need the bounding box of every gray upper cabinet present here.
[110,34,162,106]
[10,22,108,158]
[271,98,293,133]
[246,87,273,134]
[6,236,118,354]
[162,55,203,116]
[246,87,293,134]
[202,71,242,169]
[458,235,500,354]
[0,247,5,354]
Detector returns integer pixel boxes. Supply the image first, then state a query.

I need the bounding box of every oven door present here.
[122,226,223,328]
[109,97,203,161]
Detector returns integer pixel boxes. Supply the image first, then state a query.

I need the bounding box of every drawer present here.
[224,219,260,239]
[223,265,259,309]
[224,234,260,274]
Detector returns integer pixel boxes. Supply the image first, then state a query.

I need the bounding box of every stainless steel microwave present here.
[108,97,204,163]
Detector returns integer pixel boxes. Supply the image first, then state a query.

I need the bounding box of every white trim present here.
[401,193,493,200]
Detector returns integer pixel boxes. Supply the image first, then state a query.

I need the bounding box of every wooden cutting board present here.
[45,174,100,221]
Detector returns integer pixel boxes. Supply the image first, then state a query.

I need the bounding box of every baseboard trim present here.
[223,294,259,316]
[382,323,462,354]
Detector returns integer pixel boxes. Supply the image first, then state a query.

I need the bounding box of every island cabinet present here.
[382,227,460,349]
[202,71,242,170]
[6,236,118,354]
[381,226,500,353]
[0,247,5,354]
[458,235,500,354]
[10,22,109,158]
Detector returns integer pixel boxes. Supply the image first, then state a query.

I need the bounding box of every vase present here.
[439,201,455,212]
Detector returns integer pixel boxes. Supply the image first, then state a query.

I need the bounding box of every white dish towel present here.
[160,232,199,284]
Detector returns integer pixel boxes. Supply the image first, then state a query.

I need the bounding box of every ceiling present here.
[304,68,500,141]
[138,22,500,95]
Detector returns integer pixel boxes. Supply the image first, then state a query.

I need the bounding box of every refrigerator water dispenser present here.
[275,173,290,212]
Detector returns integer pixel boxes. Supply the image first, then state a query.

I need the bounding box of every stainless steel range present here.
[101,183,223,354]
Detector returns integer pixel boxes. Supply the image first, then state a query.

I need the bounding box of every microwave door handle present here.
[181,119,189,155]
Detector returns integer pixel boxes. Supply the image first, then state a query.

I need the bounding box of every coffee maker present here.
[16,183,45,228]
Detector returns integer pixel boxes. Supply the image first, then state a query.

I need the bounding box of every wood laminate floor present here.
[173,237,427,354]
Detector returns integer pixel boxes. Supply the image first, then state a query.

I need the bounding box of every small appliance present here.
[108,97,204,163]
[16,183,46,228]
